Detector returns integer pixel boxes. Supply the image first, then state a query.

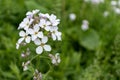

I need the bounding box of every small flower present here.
[18,18,34,30]
[22,60,30,71]
[33,69,42,80]
[50,27,62,41]
[111,1,117,6]
[81,20,89,31]
[103,11,109,17]
[39,13,50,19]
[26,9,40,18]
[27,24,44,41]
[69,13,76,21]
[114,7,120,14]
[34,36,51,54]
[39,19,51,31]
[49,14,60,26]
[49,53,61,65]
[17,30,31,44]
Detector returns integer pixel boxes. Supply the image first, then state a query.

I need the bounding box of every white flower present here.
[27,24,43,41]
[103,11,109,17]
[26,9,40,18]
[22,60,30,71]
[114,7,120,14]
[18,18,34,30]
[81,20,89,31]
[39,19,51,31]
[111,1,117,6]
[50,27,62,41]
[49,14,60,26]
[34,36,51,54]
[69,13,76,21]
[91,0,104,4]
[49,53,61,65]
[18,30,31,44]
[39,13,50,19]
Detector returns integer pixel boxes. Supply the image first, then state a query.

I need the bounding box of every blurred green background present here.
[0,0,120,80]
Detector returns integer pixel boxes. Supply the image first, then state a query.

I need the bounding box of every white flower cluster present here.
[16,9,62,54]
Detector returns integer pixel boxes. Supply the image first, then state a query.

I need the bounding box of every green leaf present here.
[79,29,100,50]
[25,0,47,12]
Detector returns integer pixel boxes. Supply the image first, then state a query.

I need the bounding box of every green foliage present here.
[0,0,120,80]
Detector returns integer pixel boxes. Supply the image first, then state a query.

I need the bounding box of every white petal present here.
[52,59,56,64]
[36,46,43,54]
[45,26,50,31]
[16,43,20,49]
[56,32,62,40]
[37,32,43,38]
[34,39,41,45]
[42,36,48,43]
[32,35,37,41]
[18,38,24,44]
[52,33,56,41]
[19,31,26,37]
[27,28,34,34]
[34,24,40,32]
[43,45,51,51]
[26,11,32,16]
[25,36,31,43]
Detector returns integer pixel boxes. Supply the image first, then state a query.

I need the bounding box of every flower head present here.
[27,24,44,41]
[34,36,51,54]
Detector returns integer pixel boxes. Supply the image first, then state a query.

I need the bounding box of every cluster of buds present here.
[33,69,42,80]
[49,53,61,66]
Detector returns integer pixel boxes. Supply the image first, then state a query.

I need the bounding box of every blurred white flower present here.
[50,27,62,41]
[18,31,31,44]
[26,9,40,18]
[39,13,50,19]
[22,60,30,71]
[18,18,34,30]
[91,0,104,4]
[49,14,60,26]
[81,20,89,31]
[27,24,43,41]
[111,1,117,6]
[39,19,51,31]
[49,53,61,65]
[34,36,51,54]
[114,7,120,14]
[103,11,109,17]
[69,13,76,21]
[84,0,104,4]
